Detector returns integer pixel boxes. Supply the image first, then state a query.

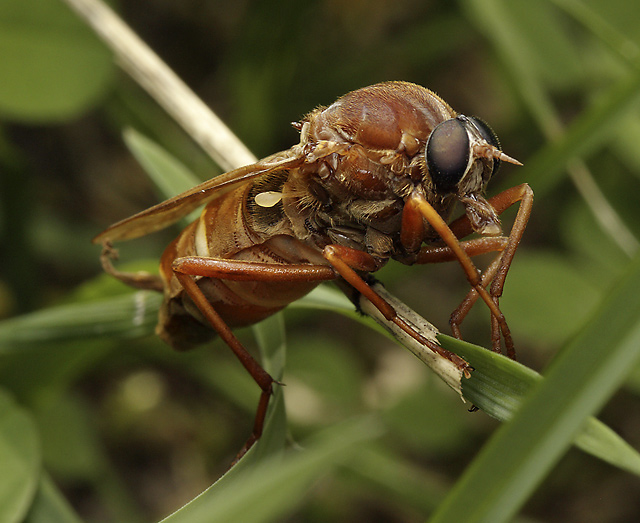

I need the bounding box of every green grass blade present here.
[0,291,160,351]
[574,417,640,476]
[430,253,640,523]
[160,417,381,523]
[2,276,639,477]
[549,0,640,69]
[465,0,640,197]
[242,313,289,466]
[23,473,82,523]
[122,127,202,194]
[122,128,203,222]
[158,313,290,520]
[522,70,640,197]
[298,286,640,474]
[443,336,640,475]
[464,0,559,134]
[0,390,41,523]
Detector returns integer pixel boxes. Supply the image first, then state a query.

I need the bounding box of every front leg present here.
[415,184,534,358]
[402,190,516,356]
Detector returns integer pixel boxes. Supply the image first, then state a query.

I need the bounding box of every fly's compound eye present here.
[469,117,502,176]
[425,118,470,192]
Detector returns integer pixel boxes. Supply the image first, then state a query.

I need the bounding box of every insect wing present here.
[93,150,305,244]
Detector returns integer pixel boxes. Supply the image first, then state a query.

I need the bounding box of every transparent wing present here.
[93,150,305,244]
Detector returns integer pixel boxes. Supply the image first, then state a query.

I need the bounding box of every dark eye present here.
[470,117,502,175]
[426,118,469,192]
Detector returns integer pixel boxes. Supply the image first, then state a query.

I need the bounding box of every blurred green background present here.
[1,0,640,521]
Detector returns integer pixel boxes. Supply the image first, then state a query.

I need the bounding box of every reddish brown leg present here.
[415,238,504,354]
[99,242,164,291]
[485,185,534,309]
[418,238,505,349]
[173,257,336,282]
[322,244,471,376]
[174,272,274,460]
[172,256,337,461]
[414,184,534,358]
[449,185,533,358]
[447,255,503,349]
[416,237,508,264]
[403,190,516,355]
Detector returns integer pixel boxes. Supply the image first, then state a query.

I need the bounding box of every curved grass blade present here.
[442,335,640,475]
[160,417,381,523]
[23,473,82,523]
[430,253,640,523]
[236,313,289,469]
[0,291,160,352]
[122,128,204,225]
[297,286,640,474]
[0,390,41,523]
[2,275,638,477]
[521,71,640,198]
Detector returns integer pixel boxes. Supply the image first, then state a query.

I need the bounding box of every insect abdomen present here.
[156,186,324,350]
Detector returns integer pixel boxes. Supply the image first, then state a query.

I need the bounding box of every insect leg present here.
[173,271,273,460]
[99,242,164,291]
[322,245,470,374]
[483,185,534,306]
[417,237,507,351]
[172,257,337,282]
[482,184,533,359]
[419,184,533,358]
[403,190,515,355]
[447,184,534,242]
[172,257,337,460]
[448,184,533,359]
[416,237,508,264]
[447,254,504,352]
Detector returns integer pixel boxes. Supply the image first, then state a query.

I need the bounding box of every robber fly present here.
[95,81,533,459]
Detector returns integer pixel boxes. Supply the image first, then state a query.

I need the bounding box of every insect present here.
[95,81,533,460]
